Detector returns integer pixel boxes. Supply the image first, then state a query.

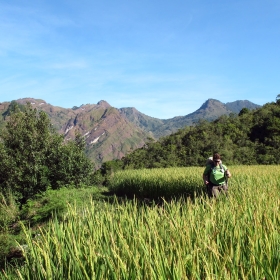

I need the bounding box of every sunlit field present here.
[2,166,280,279]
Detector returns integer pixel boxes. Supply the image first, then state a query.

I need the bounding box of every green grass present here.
[0,186,109,275]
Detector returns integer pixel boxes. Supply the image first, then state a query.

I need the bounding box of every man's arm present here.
[203,173,209,185]
[225,169,232,178]
[203,165,211,185]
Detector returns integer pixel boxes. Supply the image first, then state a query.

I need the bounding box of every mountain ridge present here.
[120,99,260,138]
[0,97,260,167]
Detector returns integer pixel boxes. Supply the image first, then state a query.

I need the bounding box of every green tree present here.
[1,100,25,120]
[48,132,94,189]
[238,107,249,116]
[0,103,93,207]
[276,94,280,105]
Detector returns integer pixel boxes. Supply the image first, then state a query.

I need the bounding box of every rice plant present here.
[109,167,204,199]
[1,166,280,279]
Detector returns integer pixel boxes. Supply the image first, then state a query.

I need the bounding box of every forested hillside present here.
[97,100,280,179]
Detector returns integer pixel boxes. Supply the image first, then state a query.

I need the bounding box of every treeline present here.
[95,100,280,181]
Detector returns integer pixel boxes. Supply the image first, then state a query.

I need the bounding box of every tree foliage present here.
[276,94,280,105]
[0,103,93,206]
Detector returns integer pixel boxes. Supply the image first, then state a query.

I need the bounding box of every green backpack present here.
[206,157,228,186]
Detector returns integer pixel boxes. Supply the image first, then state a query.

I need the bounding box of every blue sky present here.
[1,0,280,119]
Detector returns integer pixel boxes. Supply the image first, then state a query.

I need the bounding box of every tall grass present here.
[109,167,204,199]
[0,192,20,268]
[2,166,280,279]
[0,192,19,233]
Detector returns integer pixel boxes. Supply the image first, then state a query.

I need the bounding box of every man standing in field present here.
[203,153,231,198]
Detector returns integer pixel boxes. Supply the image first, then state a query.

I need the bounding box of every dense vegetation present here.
[95,100,280,183]
[2,166,280,279]
[0,103,98,269]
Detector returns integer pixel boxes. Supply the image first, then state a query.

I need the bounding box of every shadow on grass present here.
[100,186,207,207]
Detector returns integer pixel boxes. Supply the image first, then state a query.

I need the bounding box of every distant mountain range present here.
[120,99,260,138]
[0,98,260,168]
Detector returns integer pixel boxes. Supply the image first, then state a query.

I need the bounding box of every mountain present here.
[120,99,260,138]
[119,107,164,136]
[0,98,148,168]
[60,100,148,168]
[225,100,261,113]
[0,97,260,167]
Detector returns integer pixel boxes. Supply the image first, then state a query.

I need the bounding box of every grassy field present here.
[1,166,280,279]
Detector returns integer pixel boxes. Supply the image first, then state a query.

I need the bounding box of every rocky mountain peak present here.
[199,99,224,110]
[97,100,111,108]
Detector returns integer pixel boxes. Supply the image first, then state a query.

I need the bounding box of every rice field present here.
[109,166,204,199]
[2,166,280,279]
